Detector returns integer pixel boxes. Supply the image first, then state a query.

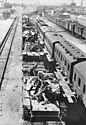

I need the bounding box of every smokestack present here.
[81,0,83,7]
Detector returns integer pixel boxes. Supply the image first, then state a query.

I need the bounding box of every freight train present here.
[44,12,86,39]
[35,18,86,108]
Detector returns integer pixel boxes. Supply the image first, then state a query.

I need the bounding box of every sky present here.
[5,0,86,6]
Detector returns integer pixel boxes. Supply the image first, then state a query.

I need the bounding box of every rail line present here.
[0,17,19,88]
[0,19,15,55]
[21,14,79,125]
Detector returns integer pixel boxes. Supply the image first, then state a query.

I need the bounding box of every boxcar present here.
[68,21,77,33]
[60,19,71,29]
[82,27,86,39]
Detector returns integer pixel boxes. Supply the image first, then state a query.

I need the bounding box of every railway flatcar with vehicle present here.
[22,14,80,125]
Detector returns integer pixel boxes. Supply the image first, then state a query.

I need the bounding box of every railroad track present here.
[0,17,19,88]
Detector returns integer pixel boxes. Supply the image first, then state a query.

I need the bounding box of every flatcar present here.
[44,12,86,40]
[35,18,86,107]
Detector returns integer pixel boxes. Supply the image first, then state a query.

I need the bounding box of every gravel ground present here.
[0,14,23,125]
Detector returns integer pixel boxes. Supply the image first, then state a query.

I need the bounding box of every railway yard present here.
[0,5,86,125]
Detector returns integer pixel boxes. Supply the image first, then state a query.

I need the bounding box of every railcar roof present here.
[45,32,65,44]
[40,26,53,33]
[61,19,72,22]
[74,61,86,81]
[55,17,61,20]
[56,18,77,24]
[55,43,76,64]
[37,20,48,27]
[58,39,86,59]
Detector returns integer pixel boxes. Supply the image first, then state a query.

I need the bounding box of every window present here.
[78,78,81,87]
[83,85,85,94]
[74,73,76,81]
